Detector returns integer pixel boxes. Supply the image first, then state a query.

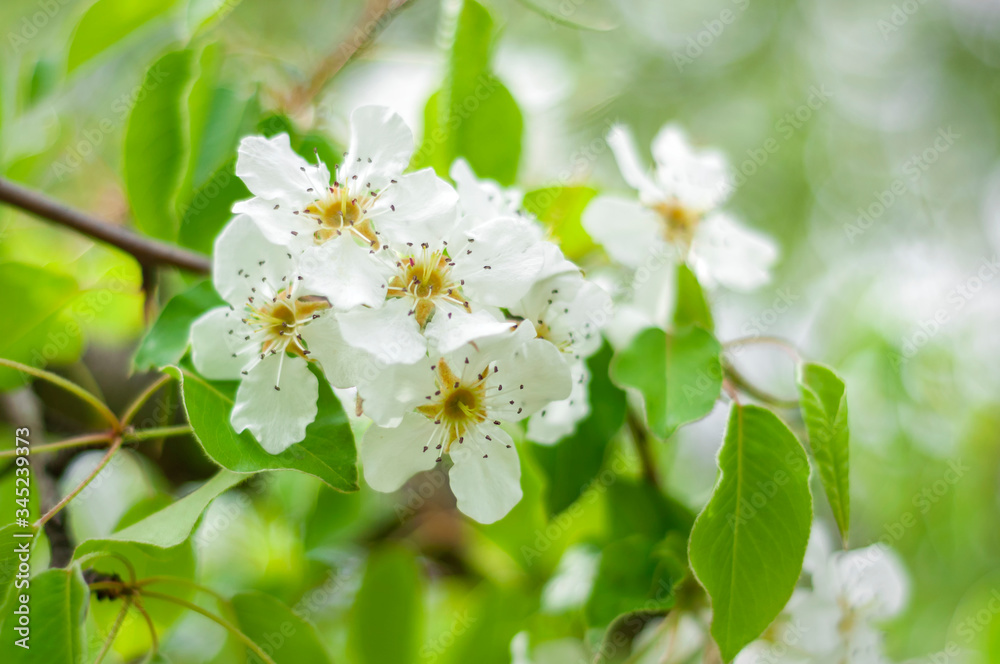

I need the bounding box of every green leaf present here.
[673,264,713,332]
[416,0,523,184]
[106,470,245,548]
[611,326,722,439]
[593,609,671,664]
[133,280,224,370]
[0,262,80,390]
[165,365,359,491]
[688,404,813,662]
[350,546,422,664]
[123,49,195,241]
[605,478,694,543]
[522,186,598,259]
[585,535,681,627]
[67,0,179,72]
[0,568,88,663]
[531,343,626,515]
[231,591,332,664]
[798,362,850,545]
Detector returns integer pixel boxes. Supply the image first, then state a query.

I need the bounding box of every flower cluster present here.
[190,106,610,522]
[584,122,778,345]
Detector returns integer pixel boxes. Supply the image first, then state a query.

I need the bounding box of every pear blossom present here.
[450,158,578,281]
[359,322,572,523]
[233,105,458,311]
[583,123,778,292]
[334,212,548,365]
[189,216,347,453]
[510,271,612,443]
[735,526,908,664]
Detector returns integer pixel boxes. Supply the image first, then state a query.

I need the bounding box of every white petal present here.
[232,196,314,249]
[534,240,579,283]
[213,215,297,306]
[299,313,376,389]
[449,424,521,523]
[190,307,255,380]
[690,212,778,291]
[514,273,611,361]
[649,124,730,211]
[357,358,436,427]
[425,306,512,356]
[527,362,590,444]
[450,158,523,220]
[361,413,439,492]
[231,353,318,453]
[369,168,459,246]
[298,238,391,310]
[607,124,661,200]
[338,297,427,365]
[832,545,909,619]
[581,195,665,269]
[236,134,328,207]
[341,106,414,191]
[451,217,546,307]
[487,338,573,422]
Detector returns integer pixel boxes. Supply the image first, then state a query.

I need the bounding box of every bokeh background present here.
[1,0,999,661]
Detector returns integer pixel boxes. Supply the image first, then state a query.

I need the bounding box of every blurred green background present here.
[1,0,999,661]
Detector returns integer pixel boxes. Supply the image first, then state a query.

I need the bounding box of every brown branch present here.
[286,0,412,113]
[0,178,210,274]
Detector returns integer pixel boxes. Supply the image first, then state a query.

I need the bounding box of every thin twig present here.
[136,576,229,604]
[141,590,278,664]
[626,408,661,490]
[723,335,802,363]
[723,362,798,409]
[93,597,132,664]
[34,436,123,529]
[0,431,111,458]
[126,424,192,442]
[0,178,210,274]
[287,0,411,112]
[133,597,159,660]
[120,374,172,426]
[0,358,119,429]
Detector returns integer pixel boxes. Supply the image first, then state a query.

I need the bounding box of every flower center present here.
[303,184,378,247]
[387,248,470,328]
[652,199,700,247]
[417,359,489,451]
[243,288,329,360]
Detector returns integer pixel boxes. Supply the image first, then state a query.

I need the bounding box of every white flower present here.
[233,106,458,310]
[510,272,612,443]
[358,322,572,523]
[735,526,909,664]
[583,123,777,291]
[451,158,578,282]
[334,213,548,365]
[189,216,345,453]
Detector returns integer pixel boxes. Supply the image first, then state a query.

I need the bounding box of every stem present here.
[626,408,660,490]
[93,597,132,664]
[141,590,278,664]
[723,335,802,363]
[723,362,798,409]
[34,436,123,529]
[0,431,111,458]
[136,576,229,604]
[120,374,172,426]
[0,177,210,274]
[0,358,119,429]
[125,424,192,442]
[133,598,160,660]
[287,0,410,112]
